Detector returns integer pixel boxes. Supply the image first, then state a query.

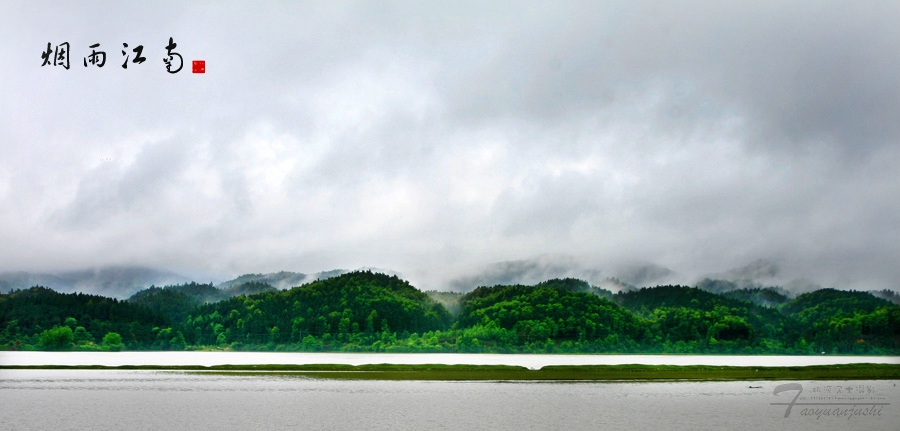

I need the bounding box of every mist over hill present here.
[445,256,673,291]
[215,270,348,291]
[4,271,896,354]
[0,256,894,303]
[0,267,355,300]
[0,266,191,299]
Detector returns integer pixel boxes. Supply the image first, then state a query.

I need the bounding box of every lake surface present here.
[3,351,898,368]
[1,369,897,431]
[2,353,897,430]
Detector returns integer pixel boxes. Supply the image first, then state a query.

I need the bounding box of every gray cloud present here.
[1,1,897,291]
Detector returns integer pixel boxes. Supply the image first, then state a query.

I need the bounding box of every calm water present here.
[0,370,897,430]
[3,351,898,368]
[2,353,898,430]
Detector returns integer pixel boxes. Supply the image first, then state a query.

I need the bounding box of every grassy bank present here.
[3,363,899,381]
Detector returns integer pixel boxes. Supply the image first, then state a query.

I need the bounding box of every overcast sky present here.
[1,1,898,290]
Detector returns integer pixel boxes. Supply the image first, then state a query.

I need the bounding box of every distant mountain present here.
[0,267,343,302]
[722,259,781,281]
[446,256,606,291]
[128,284,214,323]
[128,280,281,322]
[694,278,793,306]
[0,266,191,299]
[216,270,347,291]
[613,263,676,287]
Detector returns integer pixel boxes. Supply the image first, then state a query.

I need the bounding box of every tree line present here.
[1,271,897,354]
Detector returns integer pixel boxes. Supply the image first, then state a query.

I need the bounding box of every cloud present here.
[1,1,897,291]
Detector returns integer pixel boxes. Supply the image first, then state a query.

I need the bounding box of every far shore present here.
[4,363,899,381]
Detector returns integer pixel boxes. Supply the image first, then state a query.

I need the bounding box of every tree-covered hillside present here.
[180,271,453,349]
[780,289,899,353]
[0,286,168,349]
[454,282,648,351]
[1,273,897,354]
[128,281,278,323]
[613,285,801,352]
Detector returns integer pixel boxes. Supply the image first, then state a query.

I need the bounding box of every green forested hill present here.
[180,271,453,349]
[1,273,897,354]
[615,284,748,311]
[0,286,167,349]
[781,288,892,322]
[128,281,278,323]
[780,289,899,352]
[128,287,199,323]
[455,283,648,351]
[613,285,800,352]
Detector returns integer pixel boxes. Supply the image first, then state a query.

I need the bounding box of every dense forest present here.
[1,271,898,354]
